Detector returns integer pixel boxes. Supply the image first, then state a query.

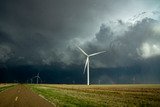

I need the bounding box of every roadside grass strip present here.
[0,84,16,93]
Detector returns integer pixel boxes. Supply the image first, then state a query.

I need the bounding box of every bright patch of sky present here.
[139,42,160,58]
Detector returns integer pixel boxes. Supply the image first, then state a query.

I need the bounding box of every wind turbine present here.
[30,78,33,84]
[77,46,106,85]
[34,73,40,84]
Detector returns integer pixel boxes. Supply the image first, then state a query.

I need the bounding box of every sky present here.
[0,0,160,84]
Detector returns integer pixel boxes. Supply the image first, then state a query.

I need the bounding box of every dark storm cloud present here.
[0,30,14,44]
[0,44,12,63]
[0,0,160,67]
[0,0,160,83]
[77,17,160,68]
[0,0,130,64]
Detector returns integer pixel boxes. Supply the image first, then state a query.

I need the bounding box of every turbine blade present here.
[39,77,42,83]
[89,51,106,57]
[77,46,88,56]
[83,57,89,74]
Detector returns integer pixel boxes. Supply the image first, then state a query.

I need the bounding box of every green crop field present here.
[28,84,160,107]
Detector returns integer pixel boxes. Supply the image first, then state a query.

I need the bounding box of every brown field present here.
[0,84,160,107]
[29,84,160,107]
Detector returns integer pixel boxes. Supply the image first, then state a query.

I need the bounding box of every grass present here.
[28,84,160,107]
[0,84,16,92]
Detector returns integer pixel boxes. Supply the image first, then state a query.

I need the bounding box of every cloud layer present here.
[0,0,160,83]
[0,0,160,69]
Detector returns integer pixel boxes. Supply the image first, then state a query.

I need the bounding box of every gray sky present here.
[0,0,160,84]
[0,0,160,68]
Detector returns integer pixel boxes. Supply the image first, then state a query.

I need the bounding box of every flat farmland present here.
[28,84,160,107]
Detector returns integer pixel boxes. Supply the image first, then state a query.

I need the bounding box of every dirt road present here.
[0,84,54,107]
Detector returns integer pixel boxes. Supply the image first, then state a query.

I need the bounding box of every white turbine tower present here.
[30,78,33,84]
[77,46,106,85]
[35,73,40,84]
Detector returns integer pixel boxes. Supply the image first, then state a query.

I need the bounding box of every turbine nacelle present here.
[77,46,106,85]
[77,45,106,57]
[32,73,42,84]
[77,46,106,74]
